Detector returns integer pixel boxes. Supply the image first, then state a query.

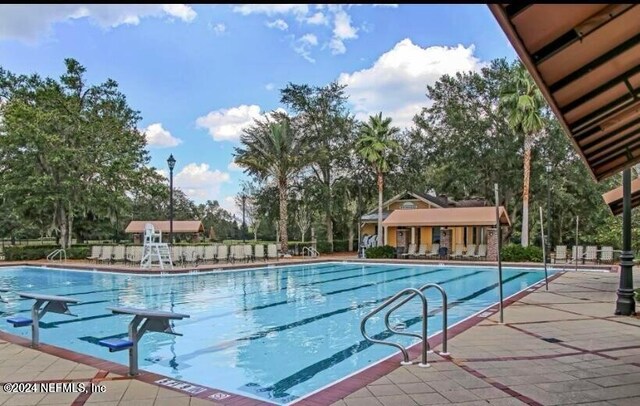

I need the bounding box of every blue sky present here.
[0,4,516,215]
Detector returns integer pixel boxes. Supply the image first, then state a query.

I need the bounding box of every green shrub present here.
[3,244,92,261]
[500,244,543,262]
[365,245,396,259]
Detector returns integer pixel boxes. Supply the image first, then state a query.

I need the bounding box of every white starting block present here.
[98,307,189,376]
[6,292,80,347]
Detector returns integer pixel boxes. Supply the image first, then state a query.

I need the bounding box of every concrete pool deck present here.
[0,263,637,405]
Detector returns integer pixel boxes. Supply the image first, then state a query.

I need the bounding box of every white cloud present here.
[220,195,240,218]
[338,39,484,130]
[329,38,346,55]
[373,4,399,7]
[232,4,309,16]
[196,104,287,142]
[265,83,276,91]
[174,163,231,202]
[143,123,183,148]
[0,4,197,42]
[211,22,226,35]
[306,12,328,25]
[293,33,319,63]
[266,19,288,30]
[333,9,358,40]
[227,160,243,171]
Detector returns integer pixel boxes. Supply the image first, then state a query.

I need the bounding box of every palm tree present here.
[499,63,545,247]
[356,113,402,247]
[234,116,307,254]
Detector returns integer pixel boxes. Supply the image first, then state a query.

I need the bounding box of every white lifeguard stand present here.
[140,223,173,269]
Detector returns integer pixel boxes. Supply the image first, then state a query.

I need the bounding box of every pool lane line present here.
[173,269,480,364]
[264,272,529,399]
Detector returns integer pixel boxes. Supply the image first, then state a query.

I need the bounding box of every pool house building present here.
[360,191,511,260]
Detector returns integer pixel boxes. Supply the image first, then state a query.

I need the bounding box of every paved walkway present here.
[327,270,640,406]
[0,268,638,405]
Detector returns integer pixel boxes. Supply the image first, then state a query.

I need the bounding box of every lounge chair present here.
[98,246,113,264]
[182,246,198,265]
[415,245,428,258]
[451,244,465,259]
[461,244,476,260]
[254,244,265,261]
[267,244,278,260]
[126,246,142,266]
[86,246,101,263]
[553,245,567,263]
[571,246,584,263]
[112,245,125,264]
[584,245,597,263]
[425,244,440,259]
[599,246,614,264]
[400,244,417,258]
[171,246,183,266]
[203,245,217,264]
[244,244,254,262]
[193,245,205,264]
[470,244,487,260]
[216,244,229,263]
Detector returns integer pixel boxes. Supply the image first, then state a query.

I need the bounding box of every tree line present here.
[0,58,630,252]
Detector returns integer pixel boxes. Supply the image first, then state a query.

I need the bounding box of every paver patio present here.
[0,266,638,405]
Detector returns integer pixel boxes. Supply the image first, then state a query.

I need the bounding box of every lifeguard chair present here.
[140,223,173,269]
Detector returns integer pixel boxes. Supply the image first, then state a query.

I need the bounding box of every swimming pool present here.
[0,262,553,404]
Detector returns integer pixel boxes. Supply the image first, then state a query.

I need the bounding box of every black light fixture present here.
[167,154,176,245]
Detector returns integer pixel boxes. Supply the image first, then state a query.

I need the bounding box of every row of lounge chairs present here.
[86,244,280,267]
[400,243,488,260]
[553,245,615,264]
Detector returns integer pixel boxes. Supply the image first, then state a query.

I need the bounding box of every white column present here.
[384,226,389,245]
[411,227,415,245]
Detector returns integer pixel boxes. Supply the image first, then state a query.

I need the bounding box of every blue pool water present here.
[0,263,553,404]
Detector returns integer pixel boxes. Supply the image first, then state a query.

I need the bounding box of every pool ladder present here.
[46,248,66,262]
[360,283,449,368]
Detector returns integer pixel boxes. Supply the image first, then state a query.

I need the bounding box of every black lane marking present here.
[264,271,530,399]
[175,269,479,362]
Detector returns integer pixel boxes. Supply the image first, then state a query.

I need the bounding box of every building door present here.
[396,229,407,254]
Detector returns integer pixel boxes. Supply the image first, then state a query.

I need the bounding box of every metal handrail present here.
[361,287,429,367]
[46,248,66,262]
[302,246,320,258]
[384,283,449,355]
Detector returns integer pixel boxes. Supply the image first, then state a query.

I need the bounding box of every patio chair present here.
[425,244,440,259]
[571,246,584,263]
[470,244,487,260]
[203,245,217,264]
[182,246,198,266]
[553,245,567,263]
[599,246,614,264]
[231,245,246,263]
[244,244,254,262]
[400,243,417,258]
[584,245,598,263]
[267,244,278,260]
[461,244,476,260]
[171,246,183,267]
[254,244,266,261]
[86,246,101,263]
[112,245,125,264]
[193,245,205,264]
[451,244,465,259]
[216,244,229,263]
[98,246,113,264]
[415,245,428,258]
[126,246,142,266]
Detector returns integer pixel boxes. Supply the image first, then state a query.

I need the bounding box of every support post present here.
[575,216,579,273]
[495,183,504,324]
[539,207,548,290]
[615,168,636,315]
[128,316,143,376]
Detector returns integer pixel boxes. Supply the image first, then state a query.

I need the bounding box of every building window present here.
[432,227,441,244]
[400,201,417,209]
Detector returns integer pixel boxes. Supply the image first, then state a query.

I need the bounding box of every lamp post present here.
[241,194,247,243]
[167,154,176,245]
[546,163,552,259]
[615,168,635,315]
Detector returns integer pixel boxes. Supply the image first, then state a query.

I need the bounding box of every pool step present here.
[6,316,33,327]
[98,338,134,352]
